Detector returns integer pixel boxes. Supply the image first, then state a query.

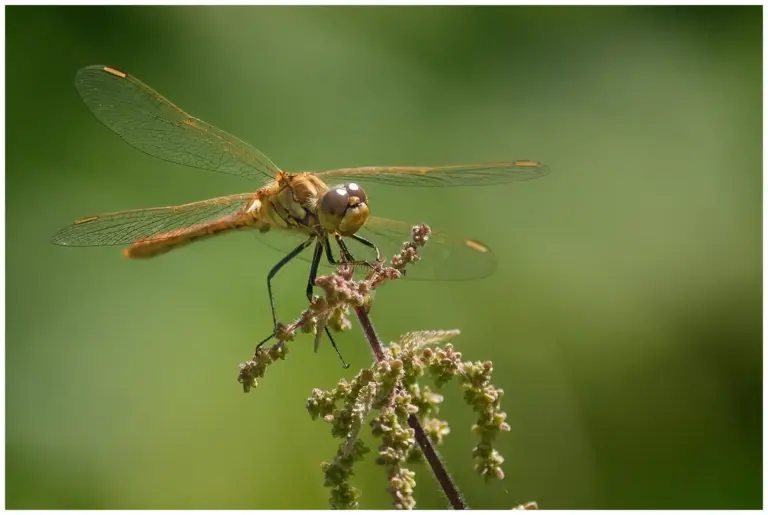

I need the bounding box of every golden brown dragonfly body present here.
[52,65,549,351]
[52,66,549,280]
[118,171,367,259]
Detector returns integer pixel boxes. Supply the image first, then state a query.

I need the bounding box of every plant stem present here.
[353,305,468,510]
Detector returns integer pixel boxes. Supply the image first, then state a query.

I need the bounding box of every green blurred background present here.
[6,5,761,509]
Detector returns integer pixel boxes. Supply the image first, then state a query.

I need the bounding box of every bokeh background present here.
[6,5,761,509]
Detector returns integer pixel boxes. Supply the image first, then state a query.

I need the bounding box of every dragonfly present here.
[52,65,550,360]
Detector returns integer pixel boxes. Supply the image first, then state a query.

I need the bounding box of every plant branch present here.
[353,304,468,510]
[241,223,516,509]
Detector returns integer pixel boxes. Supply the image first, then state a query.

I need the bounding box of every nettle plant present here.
[238,225,536,510]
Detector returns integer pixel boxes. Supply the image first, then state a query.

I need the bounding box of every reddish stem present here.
[353,305,468,510]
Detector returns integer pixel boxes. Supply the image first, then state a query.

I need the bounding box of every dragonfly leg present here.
[306,240,324,300]
[324,237,351,264]
[328,234,379,313]
[325,237,376,317]
[305,239,349,368]
[349,233,381,261]
[323,328,349,368]
[326,234,374,267]
[257,235,315,349]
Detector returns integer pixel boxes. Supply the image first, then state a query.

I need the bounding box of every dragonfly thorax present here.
[265,175,321,232]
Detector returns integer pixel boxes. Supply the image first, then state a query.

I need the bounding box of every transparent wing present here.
[357,218,496,280]
[75,65,281,181]
[51,193,256,247]
[313,160,549,187]
[253,217,496,281]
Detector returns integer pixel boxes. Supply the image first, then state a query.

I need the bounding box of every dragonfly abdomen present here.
[124,214,251,259]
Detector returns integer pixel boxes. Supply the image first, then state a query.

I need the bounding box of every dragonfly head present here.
[318,182,370,236]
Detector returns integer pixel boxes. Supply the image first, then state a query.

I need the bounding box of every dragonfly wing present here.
[51,193,256,247]
[356,217,497,281]
[76,65,281,181]
[313,160,550,187]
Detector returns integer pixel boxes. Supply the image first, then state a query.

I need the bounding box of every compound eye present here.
[320,186,350,218]
[346,182,367,204]
[319,183,371,235]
